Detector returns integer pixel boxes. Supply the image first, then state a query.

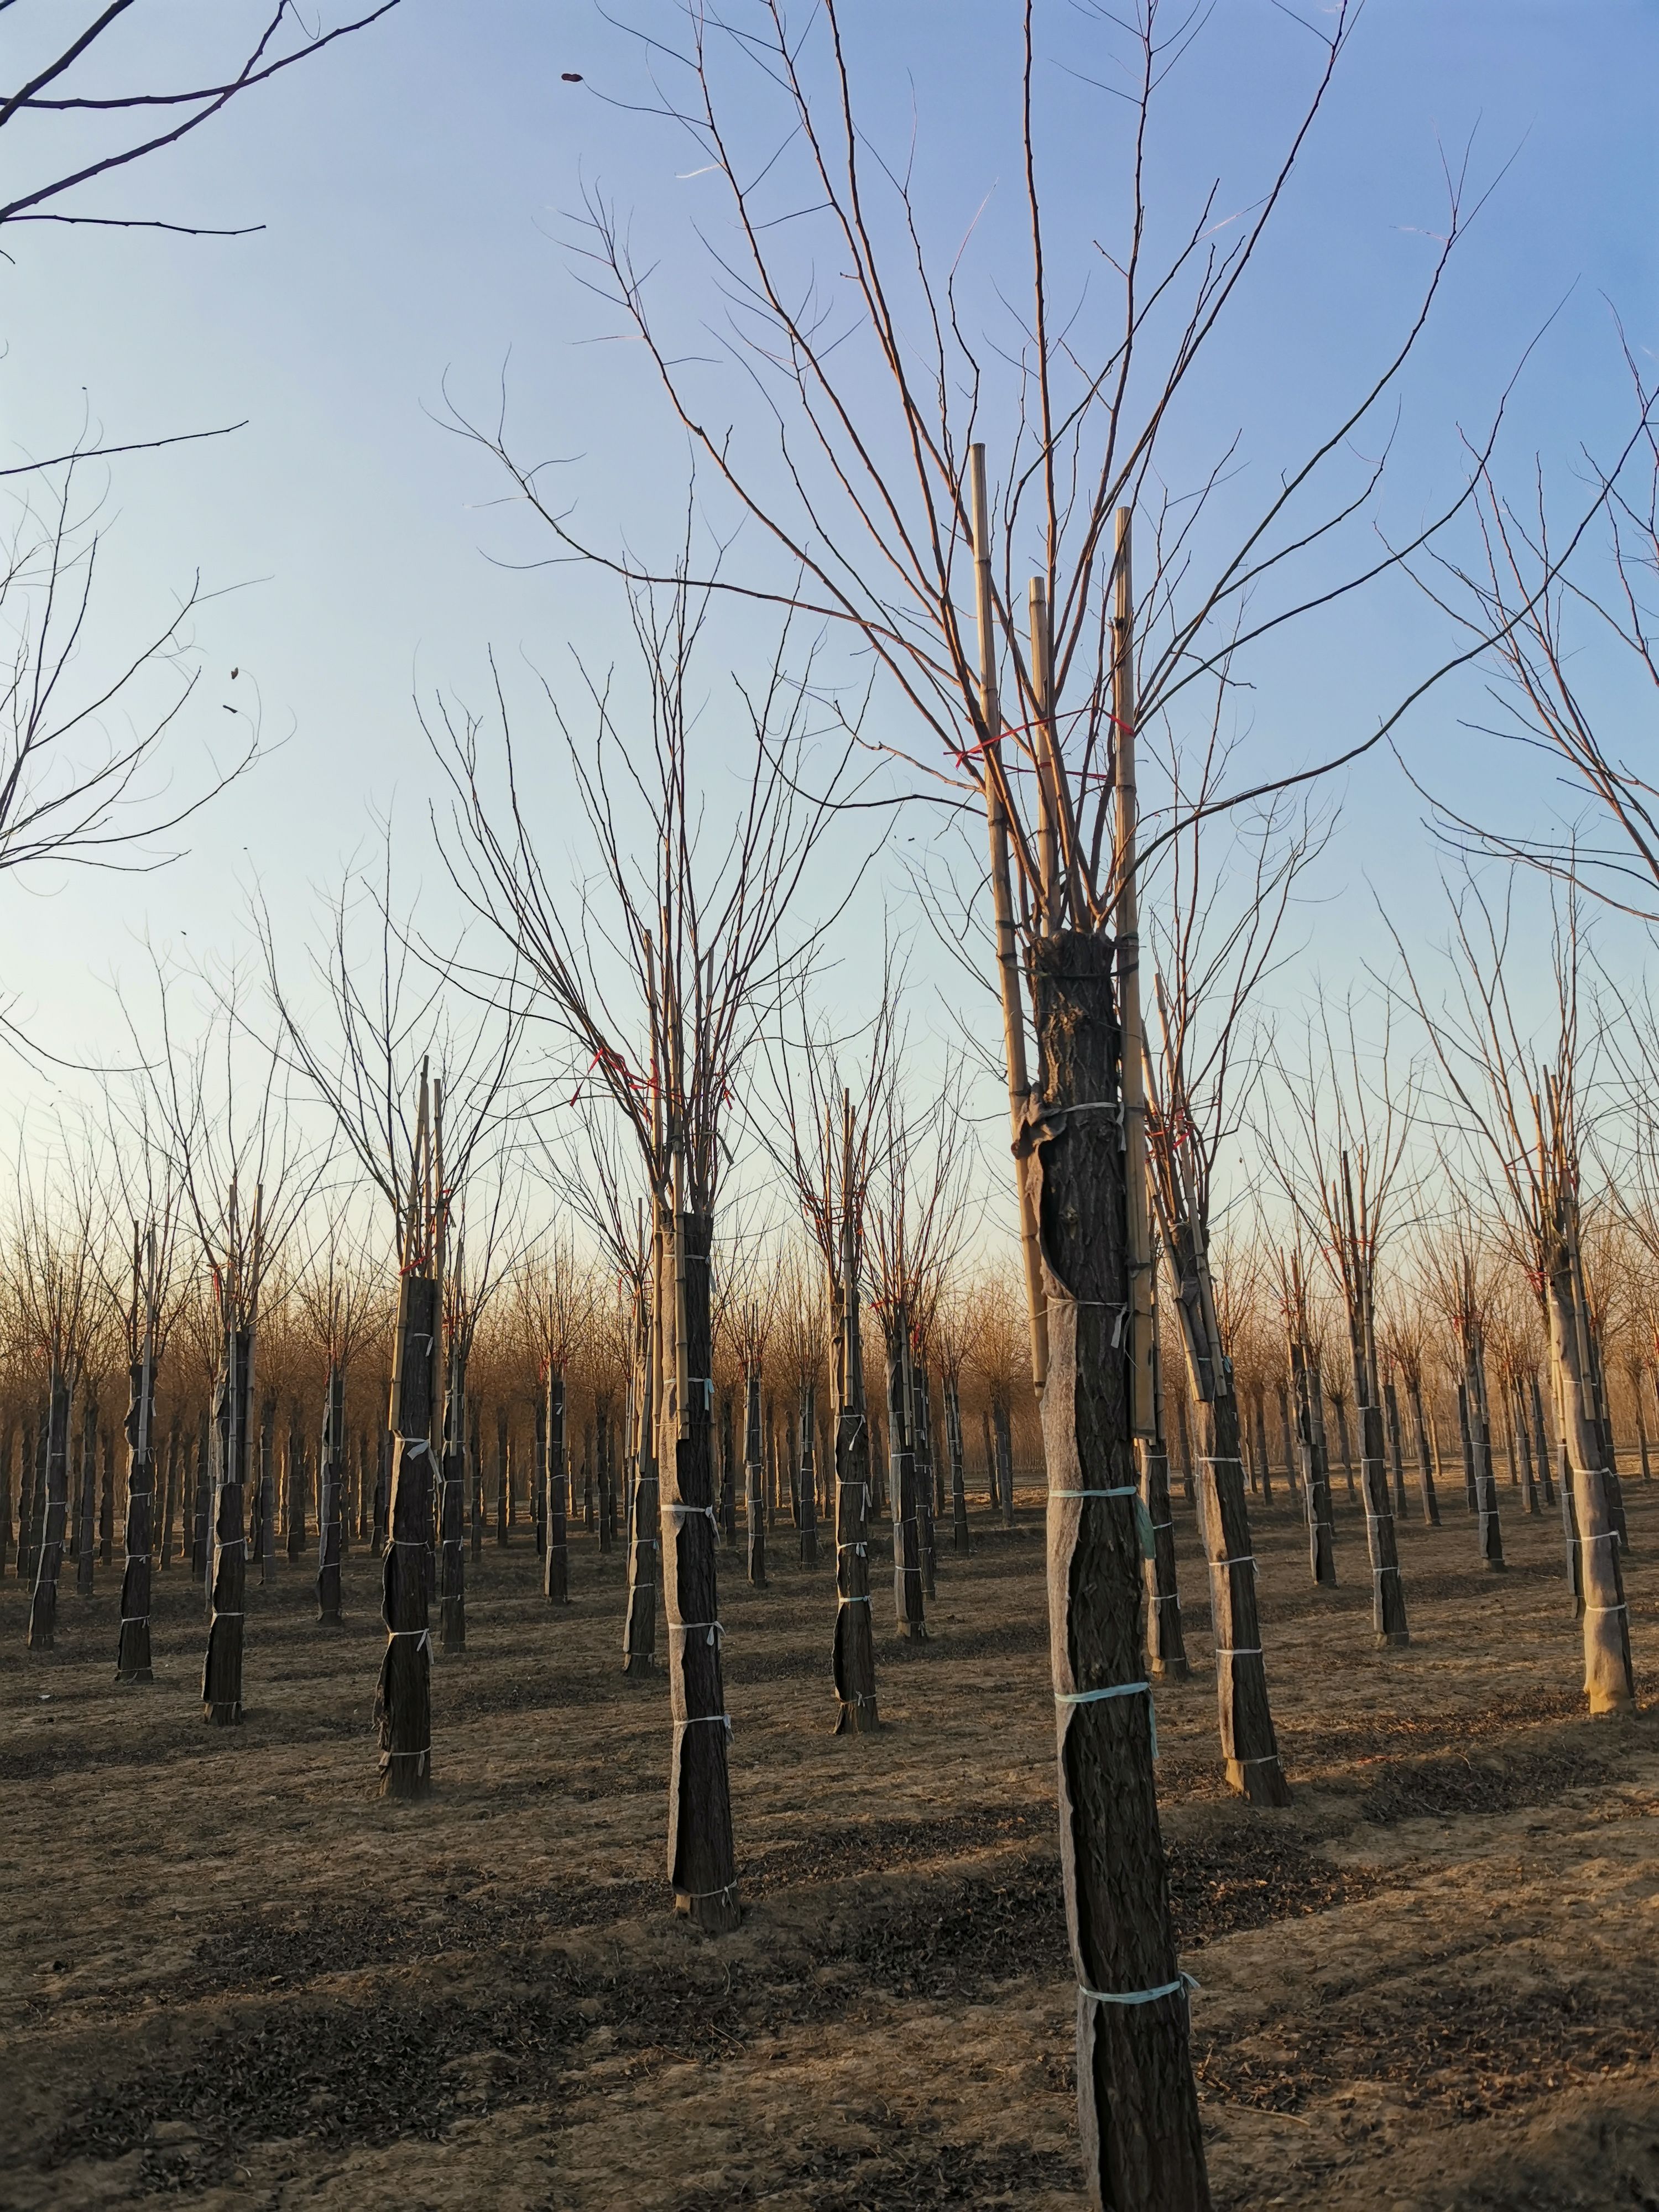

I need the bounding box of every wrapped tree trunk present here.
[258,1396,278,1589]
[994,1399,1015,1528]
[744,1365,766,1589]
[1514,1381,1541,1515]
[1358,1395,1409,1644]
[1472,1365,1505,1573]
[317,1368,346,1625]
[831,1184,878,1731]
[1530,1374,1557,1507]
[545,1363,571,1604]
[534,1392,548,1559]
[623,1381,659,1676]
[1027,932,1211,2207]
[372,1428,390,1554]
[945,1374,971,1556]
[886,1313,926,1640]
[1290,1340,1336,1587]
[469,1401,483,1558]
[285,1414,307,1559]
[494,1411,509,1545]
[1172,1391,1194,1507]
[191,1411,211,1581]
[16,1415,34,1581]
[1251,1391,1274,1505]
[981,1408,995,1509]
[1142,1338,1188,1681]
[1545,1260,1634,1714]
[1197,1395,1292,1802]
[99,1428,114,1565]
[1330,1390,1356,1499]
[202,1330,253,1724]
[75,1390,98,1597]
[115,1351,158,1683]
[1383,1380,1408,1515]
[582,1424,594,1531]
[719,1392,737,1551]
[1407,1374,1441,1523]
[662,1203,739,1928]
[377,1270,437,1798]
[28,1373,72,1648]
[1276,1381,1297,1499]
[912,1362,936,1597]
[159,1419,180,1569]
[437,1344,467,1653]
[799,1383,819,1567]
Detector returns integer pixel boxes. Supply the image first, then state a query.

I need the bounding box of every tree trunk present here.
[1251,1390,1273,1505]
[438,1348,467,1653]
[1383,1380,1408,1516]
[994,1398,1015,1528]
[1471,1364,1505,1573]
[1359,1398,1409,1645]
[377,1271,437,1798]
[799,1382,819,1567]
[832,1287,878,1731]
[623,1380,659,1677]
[981,1407,997,1510]
[75,1389,98,1597]
[202,1331,253,1724]
[15,1415,34,1582]
[545,1367,571,1604]
[257,1396,276,1589]
[1141,1434,1189,1683]
[744,1366,767,1589]
[1405,1376,1441,1524]
[946,1375,971,1556]
[192,1411,211,1582]
[285,1415,307,1560]
[1197,1393,1292,1802]
[719,1392,737,1550]
[1275,1381,1297,1501]
[663,1207,739,1929]
[99,1426,114,1566]
[1290,1343,1336,1587]
[317,1368,346,1625]
[912,1363,936,1597]
[1331,1394,1355,1499]
[1172,1390,1194,1507]
[1514,1380,1541,1516]
[886,1317,926,1640]
[115,1361,156,1684]
[1545,1268,1634,1714]
[1026,931,1212,2210]
[159,1418,180,1571]
[468,1401,483,1559]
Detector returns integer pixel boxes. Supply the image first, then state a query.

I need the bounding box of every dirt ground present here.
[3,1470,1658,2212]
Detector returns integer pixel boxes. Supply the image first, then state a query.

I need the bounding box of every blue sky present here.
[2,1,1655,1216]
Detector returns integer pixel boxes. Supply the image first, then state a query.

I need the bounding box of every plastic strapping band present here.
[1214,1646,1262,1658]
[1055,1678,1157,1756]
[667,1620,723,1645]
[1079,1970,1198,2007]
[838,1592,873,1604]
[674,1713,733,1736]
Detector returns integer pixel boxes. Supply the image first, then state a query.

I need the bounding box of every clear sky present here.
[2,1,1656,1218]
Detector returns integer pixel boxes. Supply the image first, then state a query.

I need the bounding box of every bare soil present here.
[4,1475,1658,2211]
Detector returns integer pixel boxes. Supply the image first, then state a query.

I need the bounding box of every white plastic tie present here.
[1078,1969,1198,2007]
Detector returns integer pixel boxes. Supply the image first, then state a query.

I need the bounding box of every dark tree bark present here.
[1290,1343,1336,1587]
[494,1410,510,1545]
[545,1366,571,1604]
[1471,1373,1505,1572]
[1026,932,1211,2210]
[744,1366,767,1589]
[16,1414,35,1581]
[1359,1398,1410,1643]
[1383,1380,1408,1516]
[285,1414,308,1559]
[583,1422,594,1531]
[945,1375,971,1556]
[719,1391,738,1551]
[191,1410,211,1581]
[317,1368,346,1624]
[1251,1391,1273,1505]
[799,1381,819,1567]
[372,1427,391,1554]
[202,1331,253,1724]
[623,1376,659,1676]
[1514,1381,1541,1515]
[981,1407,996,1509]
[437,1347,467,1653]
[832,1272,878,1732]
[534,1391,548,1561]
[1197,1392,1292,1803]
[159,1418,180,1570]
[115,1358,158,1682]
[912,1364,936,1597]
[75,1389,98,1597]
[1142,1353,1188,1682]
[468,1400,483,1559]
[1275,1382,1298,1500]
[1405,1376,1441,1524]
[994,1398,1016,1528]
[377,1271,437,1798]
[256,1395,276,1589]
[664,1210,739,1929]
[29,1373,72,1648]
[886,1316,927,1640]
[99,1427,114,1565]
[1172,1390,1195,1507]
